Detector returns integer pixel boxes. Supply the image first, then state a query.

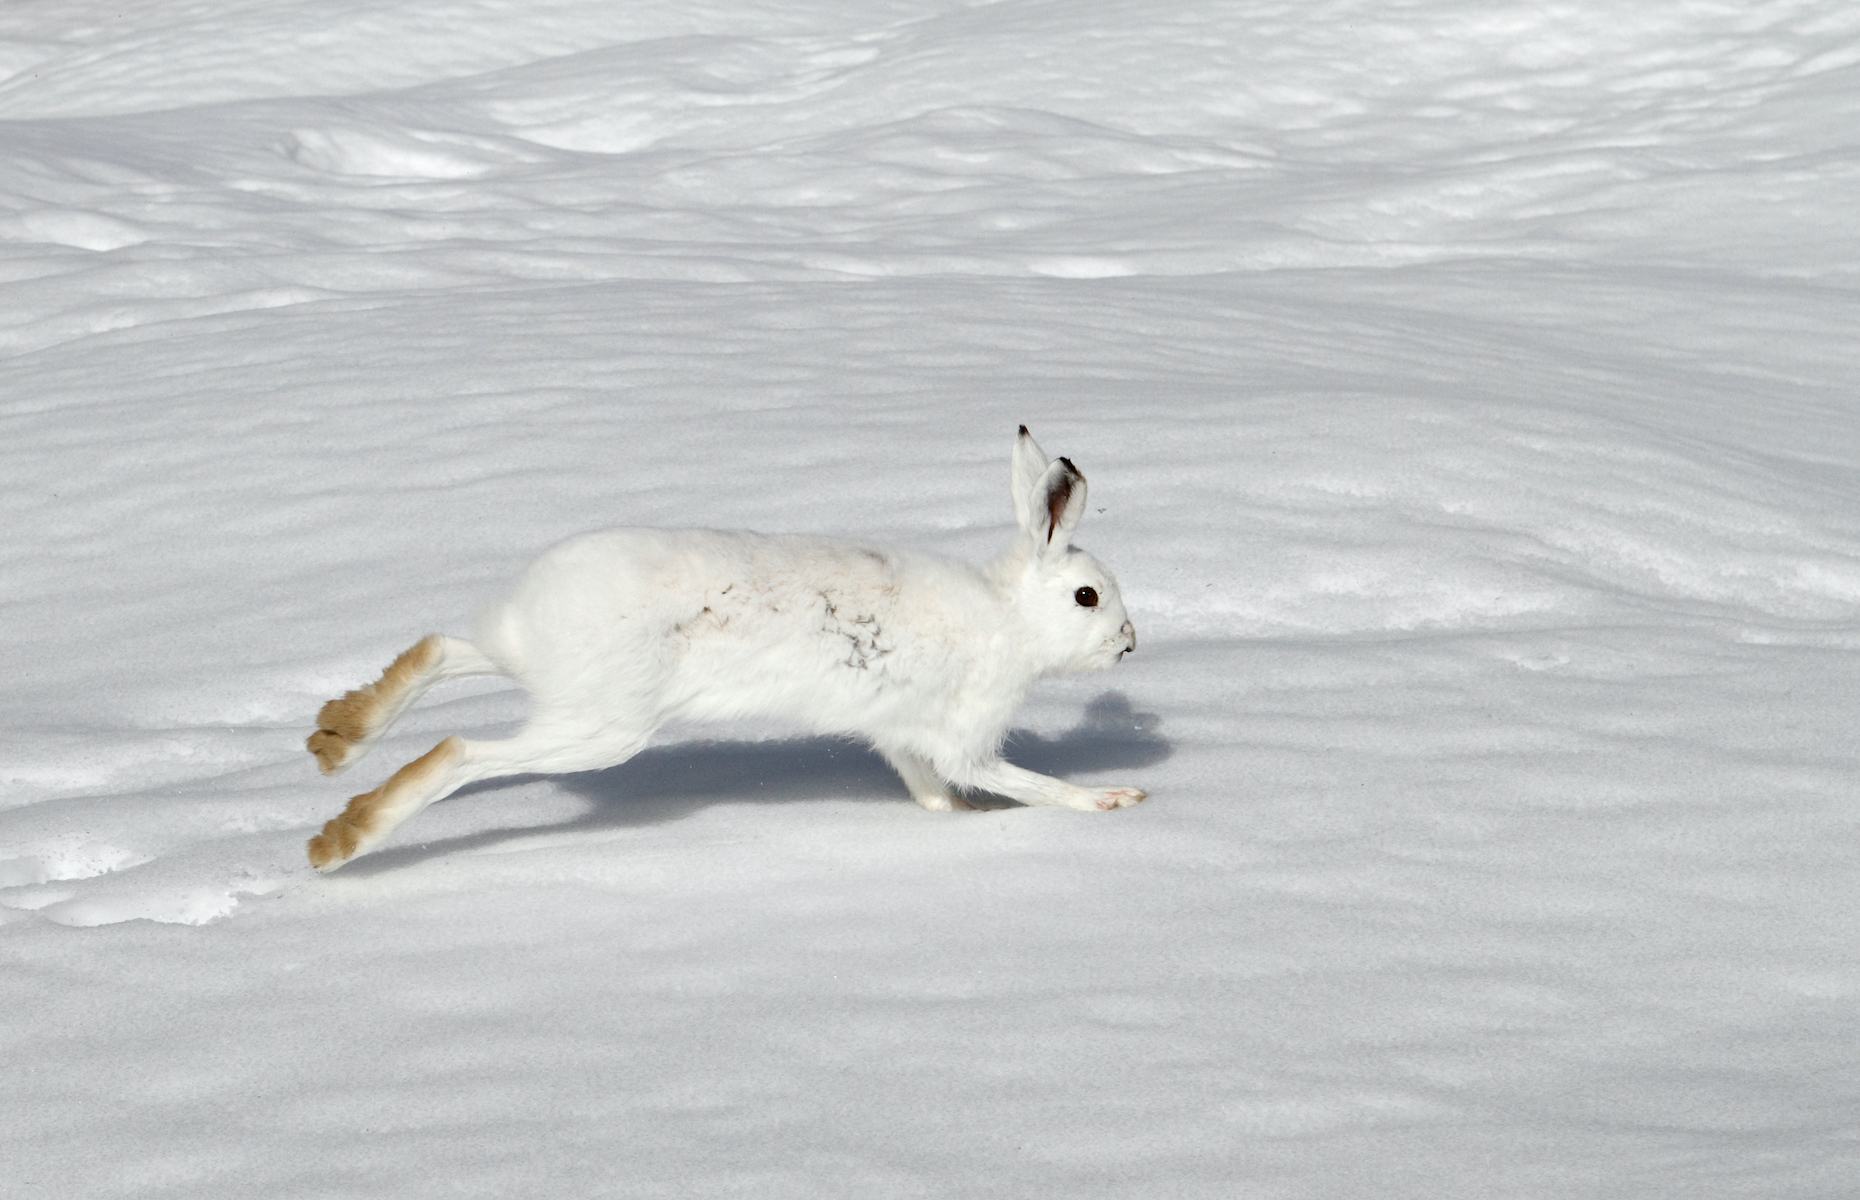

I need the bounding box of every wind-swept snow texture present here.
[3,1,1858,1196]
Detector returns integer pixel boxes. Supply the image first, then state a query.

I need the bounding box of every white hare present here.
[306,426,1143,871]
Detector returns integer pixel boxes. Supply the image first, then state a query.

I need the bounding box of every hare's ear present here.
[1029,456,1087,556]
[1011,424,1051,534]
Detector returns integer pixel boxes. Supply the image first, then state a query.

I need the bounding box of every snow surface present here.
[3,0,1858,1195]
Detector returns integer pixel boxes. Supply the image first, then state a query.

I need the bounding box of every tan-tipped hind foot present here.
[306,811,364,871]
[306,635,445,775]
[308,736,464,872]
[307,728,359,775]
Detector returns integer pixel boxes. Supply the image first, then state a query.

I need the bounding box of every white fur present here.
[308,427,1142,871]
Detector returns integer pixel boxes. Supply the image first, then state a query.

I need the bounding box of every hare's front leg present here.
[959,759,1145,812]
[878,747,975,812]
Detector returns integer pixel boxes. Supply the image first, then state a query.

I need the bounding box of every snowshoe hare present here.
[306,426,1142,871]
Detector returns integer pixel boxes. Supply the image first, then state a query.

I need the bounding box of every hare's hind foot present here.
[308,735,465,871]
[307,635,446,774]
[307,635,502,775]
[306,726,365,775]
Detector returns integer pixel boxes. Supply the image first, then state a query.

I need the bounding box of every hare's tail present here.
[306,635,503,775]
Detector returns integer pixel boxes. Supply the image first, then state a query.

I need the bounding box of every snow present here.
[2,0,1858,1195]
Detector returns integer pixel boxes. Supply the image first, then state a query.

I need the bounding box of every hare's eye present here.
[1074,586,1099,608]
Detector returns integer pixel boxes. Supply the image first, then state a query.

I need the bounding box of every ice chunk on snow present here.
[0,838,151,887]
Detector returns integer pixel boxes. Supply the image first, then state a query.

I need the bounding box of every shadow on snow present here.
[343,692,1172,876]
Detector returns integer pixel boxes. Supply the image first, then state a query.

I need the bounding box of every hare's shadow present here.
[344,692,1172,876]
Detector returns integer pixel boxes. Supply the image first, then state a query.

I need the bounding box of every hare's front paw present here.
[1092,787,1147,810]
[914,791,978,812]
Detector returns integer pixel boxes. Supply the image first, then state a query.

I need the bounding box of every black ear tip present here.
[1018,424,1030,436]
[1058,455,1081,478]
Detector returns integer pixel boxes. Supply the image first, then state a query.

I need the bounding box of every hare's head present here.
[1001,426,1137,675]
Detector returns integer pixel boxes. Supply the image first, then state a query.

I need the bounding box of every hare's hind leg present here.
[308,735,471,870]
[308,635,500,775]
[307,716,653,873]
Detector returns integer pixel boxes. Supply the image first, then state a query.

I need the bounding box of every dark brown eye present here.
[1075,586,1099,608]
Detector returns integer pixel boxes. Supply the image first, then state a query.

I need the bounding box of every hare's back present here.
[473,528,889,676]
